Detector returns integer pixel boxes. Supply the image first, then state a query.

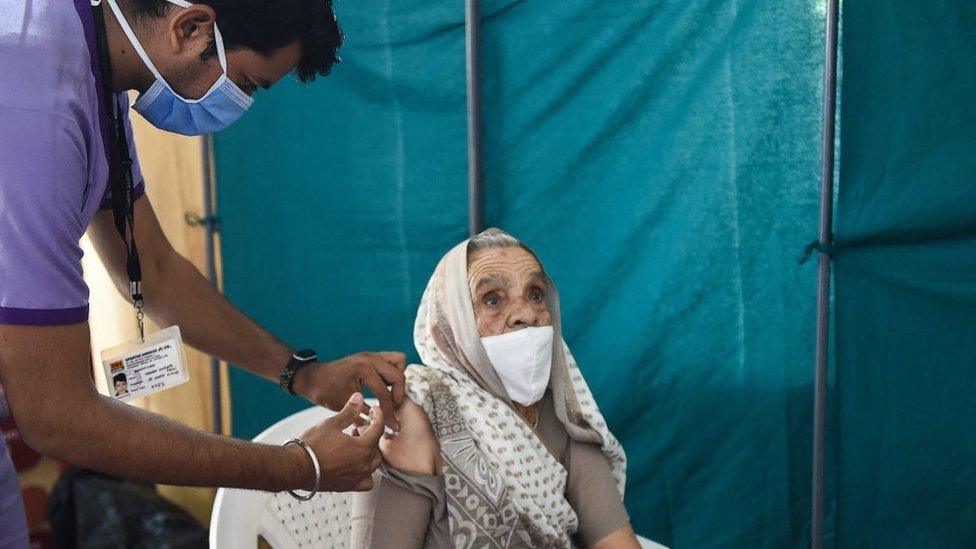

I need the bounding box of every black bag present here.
[46,468,207,549]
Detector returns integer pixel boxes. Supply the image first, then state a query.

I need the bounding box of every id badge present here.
[100,326,190,402]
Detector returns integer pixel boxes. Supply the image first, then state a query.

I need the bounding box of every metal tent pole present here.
[812,0,840,546]
[200,134,223,435]
[465,0,484,236]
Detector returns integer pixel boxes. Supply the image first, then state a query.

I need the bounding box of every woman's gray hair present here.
[467,228,550,282]
[467,227,526,253]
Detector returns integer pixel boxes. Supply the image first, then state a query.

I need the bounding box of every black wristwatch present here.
[279,349,318,395]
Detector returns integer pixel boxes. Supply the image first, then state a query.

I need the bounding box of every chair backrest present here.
[210,402,669,549]
[210,405,355,549]
[638,535,668,548]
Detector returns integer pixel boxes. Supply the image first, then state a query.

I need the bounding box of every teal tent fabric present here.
[214,0,470,441]
[215,1,828,544]
[834,2,976,547]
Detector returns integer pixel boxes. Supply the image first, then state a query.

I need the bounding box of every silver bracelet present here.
[283,437,320,501]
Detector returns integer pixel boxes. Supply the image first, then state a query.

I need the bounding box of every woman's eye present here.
[529,288,545,302]
[483,293,501,307]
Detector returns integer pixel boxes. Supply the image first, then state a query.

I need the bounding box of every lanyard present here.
[92,1,145,339]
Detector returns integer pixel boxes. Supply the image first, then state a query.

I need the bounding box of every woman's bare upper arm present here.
[378,397,442,475]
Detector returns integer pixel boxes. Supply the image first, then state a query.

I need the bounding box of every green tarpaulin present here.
[834,2,976,547]
[209,0,971,545]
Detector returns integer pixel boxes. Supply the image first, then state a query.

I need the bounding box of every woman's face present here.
[468,246,552,337]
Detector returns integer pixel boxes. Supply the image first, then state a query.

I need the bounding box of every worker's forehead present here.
[227,40,303,87]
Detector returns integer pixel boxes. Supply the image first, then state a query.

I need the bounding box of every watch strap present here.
[279,350,318,395]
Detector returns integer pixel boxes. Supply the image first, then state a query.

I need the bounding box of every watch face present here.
[293,349,317,362]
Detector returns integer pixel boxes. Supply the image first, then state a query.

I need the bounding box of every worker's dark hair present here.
[113,373,127,384]
[123,0,343,83]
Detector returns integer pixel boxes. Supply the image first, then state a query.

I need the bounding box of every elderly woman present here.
[351,229,638,548]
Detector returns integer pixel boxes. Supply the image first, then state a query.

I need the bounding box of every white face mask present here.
[480,326,554,406]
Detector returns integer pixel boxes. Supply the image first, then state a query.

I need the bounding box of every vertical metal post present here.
[812,0,840,547]
[465,0,484,236]
[201,134,223,435]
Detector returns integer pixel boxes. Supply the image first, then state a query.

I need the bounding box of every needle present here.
[359,412,396,437]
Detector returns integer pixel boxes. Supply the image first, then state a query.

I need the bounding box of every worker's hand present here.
[289,392,385,492]
[292,351,407,434]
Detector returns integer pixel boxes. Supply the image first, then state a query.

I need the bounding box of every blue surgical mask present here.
[105,0,253,135]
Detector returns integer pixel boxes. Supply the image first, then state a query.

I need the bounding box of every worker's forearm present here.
[1,320,311,493]
[33,390,312,492]
[143,249,290,382]
[89,202,290,382]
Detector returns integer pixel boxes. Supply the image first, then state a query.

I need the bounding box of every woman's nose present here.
[509,299,539,328]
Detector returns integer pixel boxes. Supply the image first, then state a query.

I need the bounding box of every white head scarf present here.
[405,234,627,547]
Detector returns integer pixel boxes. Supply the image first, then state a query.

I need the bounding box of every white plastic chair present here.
[210,402,668,548]
[639,536,669,549]
[210,404,352,548]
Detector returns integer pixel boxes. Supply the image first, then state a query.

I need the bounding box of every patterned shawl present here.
[404,239,627,548]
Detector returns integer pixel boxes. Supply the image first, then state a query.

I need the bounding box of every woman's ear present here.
[167,4,217,56]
